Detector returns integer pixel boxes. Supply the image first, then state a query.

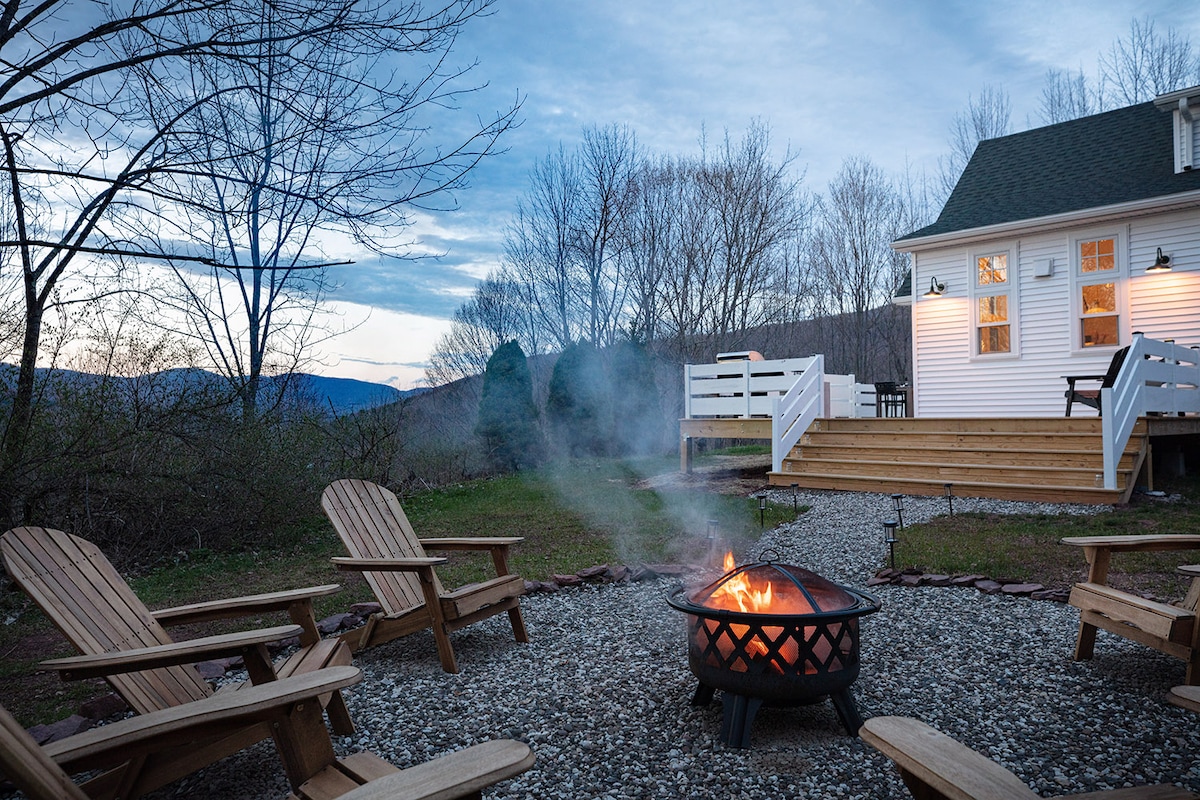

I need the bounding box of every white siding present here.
[911,208,1200,417]
[1129,209,1200,345]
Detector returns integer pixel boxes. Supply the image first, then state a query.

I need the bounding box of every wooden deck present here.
[678,416,1200,505]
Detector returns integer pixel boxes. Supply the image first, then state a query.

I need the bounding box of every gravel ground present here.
[140,489,1200,799]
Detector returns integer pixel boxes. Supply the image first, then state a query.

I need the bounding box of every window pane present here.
[979,325,1011,354]
[1080,237,1116,273]
[977,254,1007,285]
[1081,283,1115,314]
[978,294,1008,323]
[1081,316,1119,347]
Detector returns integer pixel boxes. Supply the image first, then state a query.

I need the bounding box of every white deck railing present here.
[683,356,886,472]
[772,355,825,473]
[1102,333,1200,489]
[684,357,820,418]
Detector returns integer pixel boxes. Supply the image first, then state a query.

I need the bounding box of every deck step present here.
[766,471,1125,505]
[769,417,1148,505]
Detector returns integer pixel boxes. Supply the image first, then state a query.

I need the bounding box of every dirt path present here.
[633,454,772,496]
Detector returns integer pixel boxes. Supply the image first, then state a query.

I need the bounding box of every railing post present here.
[684,364,693,419]
[1101,388,1116,490]
[738,361,747,418]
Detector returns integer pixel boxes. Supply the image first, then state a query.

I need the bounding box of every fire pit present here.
[667,554,880,747]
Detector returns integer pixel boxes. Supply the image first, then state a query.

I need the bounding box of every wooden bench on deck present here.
[1062,534,1200,685]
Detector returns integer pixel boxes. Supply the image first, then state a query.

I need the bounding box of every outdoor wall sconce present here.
[923,276,946,297]
[883,520,899,569]
[891,493,905,529]
[1146,247,1172,273]
[944,483,954,516]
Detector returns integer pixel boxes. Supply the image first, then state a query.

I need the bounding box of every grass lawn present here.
[897,474,1200,599]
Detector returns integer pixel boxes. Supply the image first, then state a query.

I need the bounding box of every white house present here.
[893,86,1200,417]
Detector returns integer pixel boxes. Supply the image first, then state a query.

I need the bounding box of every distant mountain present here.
[0,364,416,416]
[286,373,419,414]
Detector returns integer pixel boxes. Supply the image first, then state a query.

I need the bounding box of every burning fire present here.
[707,552,773,612]
[696,553,831,674]
[704,553,816,615]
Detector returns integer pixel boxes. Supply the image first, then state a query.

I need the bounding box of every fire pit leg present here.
[829,688,864,736]
[719,693,763,748]
[691,682,715,706]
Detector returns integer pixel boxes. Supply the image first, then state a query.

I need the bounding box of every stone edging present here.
[869,567,1070,602]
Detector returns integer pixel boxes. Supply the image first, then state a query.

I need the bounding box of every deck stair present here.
[768,417,1149,505]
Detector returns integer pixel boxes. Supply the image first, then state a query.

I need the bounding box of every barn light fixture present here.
[923,276,946,297]
[1146,247,1172,273]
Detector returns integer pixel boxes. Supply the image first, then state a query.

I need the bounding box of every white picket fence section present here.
[1102,333,1200,489]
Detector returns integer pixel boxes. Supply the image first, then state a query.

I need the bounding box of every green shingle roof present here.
[897,101,1200,242]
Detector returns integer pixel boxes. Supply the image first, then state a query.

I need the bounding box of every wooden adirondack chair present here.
[0,666,535,800]
[1062,534,1200,685]
[860,715,1198,800]
[0,525,356,797]
[321,478,529,673]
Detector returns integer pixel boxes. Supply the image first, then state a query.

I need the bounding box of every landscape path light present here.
[944,483,954,516]
[758,494,767,528]
[883,520,899,569]
[891,493,905,529]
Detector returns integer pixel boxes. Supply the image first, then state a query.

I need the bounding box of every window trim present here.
[968,245,1019,360]
[1069,229,1127,354]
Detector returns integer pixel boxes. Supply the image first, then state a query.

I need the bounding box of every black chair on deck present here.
[874,381,907,418]
[1063,346,1129,417]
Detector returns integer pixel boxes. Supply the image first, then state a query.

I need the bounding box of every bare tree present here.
[1039,68,1097,124]
[621,156,683,344]
[425,268,538,386]
[0,0,317,484]
[136,1,517,418]
[504,145,585,349]
[937,85,1011,203]
[808,156,906,378]
[1099,17,1200,107]
[695,121,805,347]
[575,123,638,346]
[0,0,515,520]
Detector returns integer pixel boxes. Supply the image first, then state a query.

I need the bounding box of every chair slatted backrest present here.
[322,479,445,614]
[1101,346,1130,388]
[1,526,214,715]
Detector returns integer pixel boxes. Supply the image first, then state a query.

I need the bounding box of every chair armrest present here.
[39,624,303,681]
[1061,535,1200,553]
[332,557,447,573]
[419,537,524,551]
[859,716,1036,800]
[1170,685,1200,715]
[1062,374,1108,382]
[153,584,341,626]
[332,739,535,800]
[45,666,363,774]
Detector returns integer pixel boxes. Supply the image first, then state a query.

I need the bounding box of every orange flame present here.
[707,552,775,613]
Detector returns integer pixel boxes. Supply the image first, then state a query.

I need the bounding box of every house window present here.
[974,252,1011,354]
[1076,236,1120,348]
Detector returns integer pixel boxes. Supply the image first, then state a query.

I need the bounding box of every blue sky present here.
[318,0,1200,389]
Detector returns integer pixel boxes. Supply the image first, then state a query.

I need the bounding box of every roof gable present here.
[898,100,1200,242]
